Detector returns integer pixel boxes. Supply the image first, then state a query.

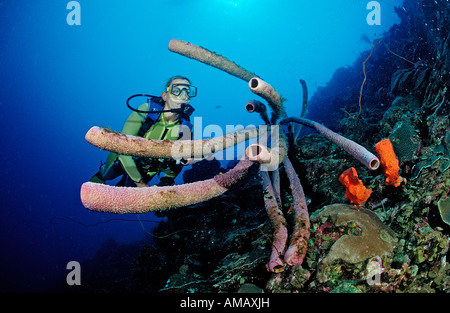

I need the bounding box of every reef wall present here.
[72,0,449,293]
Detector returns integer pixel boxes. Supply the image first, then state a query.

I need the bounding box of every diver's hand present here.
[135,180,149,188]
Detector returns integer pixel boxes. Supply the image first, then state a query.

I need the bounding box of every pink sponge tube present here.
[168,39,257,82]
[245,100,270,125]
[248,77,285,123]
[283,157,310,267]
[85,126,260,161]
[81,159,254,213]
[245,130,288,168]
[261,171,287,273]
[280,117,380,170]
[85,126,173,158]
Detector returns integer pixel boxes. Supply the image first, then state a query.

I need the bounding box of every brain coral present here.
[311,204,398,283]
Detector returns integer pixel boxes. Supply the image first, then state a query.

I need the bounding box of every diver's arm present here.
[118,103,149,184]
[121,103,149,135]
[117,155,144,183]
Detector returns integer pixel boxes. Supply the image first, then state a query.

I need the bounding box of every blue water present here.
[0,0,401,292]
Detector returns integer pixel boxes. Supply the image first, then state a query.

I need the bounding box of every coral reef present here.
[78,0,450,294]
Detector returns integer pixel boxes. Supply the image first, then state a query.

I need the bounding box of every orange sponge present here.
[339,167,372,206]
[374,138,405,187]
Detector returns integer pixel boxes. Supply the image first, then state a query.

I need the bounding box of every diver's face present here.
[162,78,191,121]
[163,78,191,109]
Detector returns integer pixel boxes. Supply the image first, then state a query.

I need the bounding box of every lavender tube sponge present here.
[80,160,254,213]
[280,117,380,170]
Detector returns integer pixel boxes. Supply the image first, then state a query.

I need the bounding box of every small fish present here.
[359,34,372,44]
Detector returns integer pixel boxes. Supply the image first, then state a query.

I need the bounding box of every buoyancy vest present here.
[132,96,193,181]
[137,96,193,139]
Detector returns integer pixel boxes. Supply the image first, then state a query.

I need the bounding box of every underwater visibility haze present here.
[1,0,449,294]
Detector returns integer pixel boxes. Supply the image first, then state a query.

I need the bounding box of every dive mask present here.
[166,83,197,99]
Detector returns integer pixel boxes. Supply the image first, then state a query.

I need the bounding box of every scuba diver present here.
[89,75,196,187]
